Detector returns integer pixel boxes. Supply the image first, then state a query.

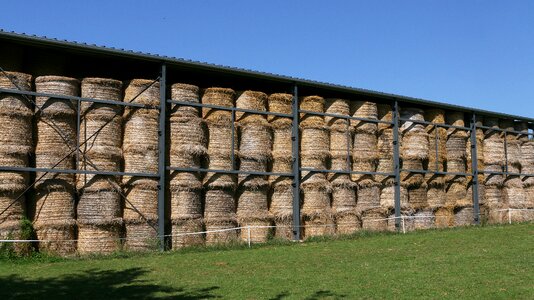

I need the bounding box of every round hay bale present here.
[486,207,508,224]
[400,159,424,187]
[425,109,447,171]
[350,101,378,134]
[124,78,159,108]
[329,156,351,178]
[77,186,122,223]
[0,147,29,192]
[329,128,352,158]
[172,218,204,249]
[299,95,325,127]
[270,178,293,219]
[325,98,350,129]
[0,191,26,223]
[274,219,294,240]
[169,153,203,186]
[454,207,475,226]
[378,128,393,158]
[33,180,75,227]
[377,103,393,132]
[207,120,238,156]
[204,188,236,221]
[76,148,122,191]
[204,154,237,189]
[356,181,380,212]
[379,182,408,210]
[267,93,292,124]
[269,154,292,183]
[483,116,502,139]
[514,122,529,142]
[447,158,466,173]
[445,179,468,208]
[205,218,238,245]
[466,177,485,206]
[171,83,200,118]
[237,179,270,217]
[271,122,292,156]
[407,183,428,209]
[521,141,534,164]
[0,71,33,117]
[400,107,425,133]
[77,222,122,254]
[352,132,378,160]
[35,75,78,117]
[361,208,387,232]
[445,111,466,135]
[80,116,123,150]
[434,207,454,228]
[331,178,356,212]
[483,164,504,186]
[123,111,158,152]
[523,185,534,208]
[301,179,331,218]
[504,177,527,209]
[300,125,330,157]
[351,159,377,182]
[124,220,158,251]
[0,114,33,154]
[303,214,335,238]
[484,185,503,208]
[80,77,123,115]
[0,220,26,254]
[375,158,394,184]
[236,90,268,124]
[335,210,361,235]
[413,209,435,230]
[123,178,159,221]
[201,87,235,122]
[446,134,468,160]
[401,131,429,160]
[170,185,203,220]
[33,221,76,255]
[170,116,207,157]
[238,218,271,244]
[238,158,268,184]
[238,123,272,161]
[427,181,446,209]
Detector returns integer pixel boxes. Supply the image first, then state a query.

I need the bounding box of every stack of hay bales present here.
[122,79,160,251]
[77,78,123,254]
[33,76,78,254]
[376,104,394,184]
[300,95,333,237]
[481,117,506,223]
[267,93,294,239]
[0,71,32,244]
[235,91,272,243]
[169,83,207,248]
[424,109,447,222]
[520,123,534,221]
[444,112,473,226]
[326,98,359,234]
[202,87,238,244]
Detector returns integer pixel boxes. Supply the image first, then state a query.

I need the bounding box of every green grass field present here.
[1,223,533,299]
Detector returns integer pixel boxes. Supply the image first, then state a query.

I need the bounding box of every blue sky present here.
[1,1,533,117]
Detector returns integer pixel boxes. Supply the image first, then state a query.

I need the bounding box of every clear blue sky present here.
[2,1,533,117]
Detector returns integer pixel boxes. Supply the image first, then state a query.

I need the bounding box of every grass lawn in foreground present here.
[0,223,533,299]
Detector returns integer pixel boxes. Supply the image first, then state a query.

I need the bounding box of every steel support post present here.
[158,64,167,250]
[291,84,301,240]
[470,113,480,224]
[392,101,402,230]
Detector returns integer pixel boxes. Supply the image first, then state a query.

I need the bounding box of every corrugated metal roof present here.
[0,29,532,123]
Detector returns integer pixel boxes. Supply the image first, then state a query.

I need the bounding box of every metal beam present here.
[470,113,480,224]
[158,64,167,250]
[392,101,402,230]
[291,84,301,241]
[0,166,158,177]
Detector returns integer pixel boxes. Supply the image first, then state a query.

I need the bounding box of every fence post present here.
[508,209,512,224]
[247,226,251,248]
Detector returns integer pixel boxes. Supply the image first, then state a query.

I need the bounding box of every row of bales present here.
[0,70,533,256]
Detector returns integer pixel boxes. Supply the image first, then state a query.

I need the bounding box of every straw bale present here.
[204,155,237,189]
[524,185,534,208]
[445,111,466,135]
[207,120,238,156]
[508,209,534,223]
[454,207,475,226]
[123,112,158,152]
[356,181,380,212]
[33,221,76,255]
[303,214,335,238]
[124,220,158,251]
[237,179,270,218]
[408,183,428,209]
[377,103,393,132]
[171,83,200,118]
[171,218,204,249]
[170,186,203,220]
[271,122,292,155]
[124,78,160,110]
[514,122,529,142]
[0,71,33,117]
[425,109,447,170]
[205,218,238,245]
[299,95,324,126]
[33,180,75,226]
[379,183,408,210]
[483,164,504,186]
[0,148,29,192]
[35,75,78,118]
[274,219,294,240]
[446,134,468,160]
[238,218,271,243]
[375,158,394,184]
[505,140,522,172]
[486,207,508,224]
[484,185,503,208]
[238,123,272,161]
[76,148,122,191]
[301,179,331,218]
[329,156,351,178]
[434,207,454,228]
[270,179,294,219]
[269,154,292,183]
[427,181,446,209]
[483,117,501,140]
[169,152,203,186]
[361,208,387,232]
[445,179,468,208]
[352,132,378,161]
[335,210,361,235]
[521,141,534,168]
[123,178,159,221]
[400,159,424,186]
[413,209,435,230]
[331,179,357,212]
[329,128,352,158]
[378,128,393,158]
[300,125,330,157]
[400,107,425,133]
[447,158,466,173]
[170,116,207,157]
[325,98,350,129]
[201,87,235,122]
[77,222,122,254]
[504,177,527,208]
[401,131,429,160]
[387,212,415,232]
[267,93,292,124]
[123,148,158,181]
[236,90,268,124]
[77,186,121,222]
[0,191,26,223]
[524,169,534,189]
[0,221,24,251]
[350,101,378,134]
[0,114,32,154]
[351,158,377,183]
[80,78,123,117]
[204,188,236,221]
[238,159,268,184]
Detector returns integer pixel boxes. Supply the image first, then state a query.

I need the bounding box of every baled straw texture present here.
[504,177,527,209]
[0,71,33,117]
[77,184,122,223]
[169,153,203,187]
[205,218,238,245]
[300,125,330,158]
[204,121,238,188]
[299,95,325,127]
[236,90,268,124]
[238,218,271,244]
[361,208,387,232]
[170,116,207,157]
[271,122,292,157]
[445,178,468,208]
[352,132,378,160]
[401,131,429,160]
[201,87,235,123]
[325,98,350,130]
[301,176,331,219]
[446,133,468,160]
[356,180,380,212]
[172,218,204,249]
[521,141,534,185]
[524,185,534,208]
[80,77,123,116]
[237,179,270,221]
[0,146,29,192]
[204,155,237,189]
[445,111,466,136]
[427,181,446,209]
[413,209,435,230]
[425,109,447,172]
[377,103,393,132]
[483,164,504,186]
[351,159,377,183]
[77,223,122,255]
[76,147,122,191]
[482,138,505,166]
[303,214,335,238]
[34,222,76,255]
[454,207,475,226]
[486,207,508,224]
[35,75,78,117]
[270,179,294,219]
[400,159,424,187]
[171,83,200,118]
[407,183,428,210]
[378,128,393,158]
[484,185,503,208]
[170,185,203,220]
[0,191,26,223]
[331,178,357,213]
[400,107,425,133]
[379,183,408,210]
[267,93,292,124]
[335,210,360,235]
[447,158,466,173]
[124,220,158,251]
[123,78,160,110]
[387,212,415,232]
[500,120,522,172]
[434,207,454,228]
[123,178,159,221]
[514,122,529,142]
[466,177,484,206]
[33,180,75,228]
[204,188,236,221]
[238,123,272,161]
[350,101,378,134]
[329,127,352,158]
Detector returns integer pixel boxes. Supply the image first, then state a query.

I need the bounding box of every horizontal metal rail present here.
[168,167,293,177]
[167,99,293,118]
[398,117,471,131]
[299,109,394,125]
[0,166,159,177]
[476,124,532,136]
[477,170,534,177]
[0,88,153,109]
[299,167,394,176]
[400,169,473,177]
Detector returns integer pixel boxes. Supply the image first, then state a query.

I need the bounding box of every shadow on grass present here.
[0,267,220,299]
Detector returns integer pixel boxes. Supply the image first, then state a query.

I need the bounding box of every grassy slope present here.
[0,223,533,299]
